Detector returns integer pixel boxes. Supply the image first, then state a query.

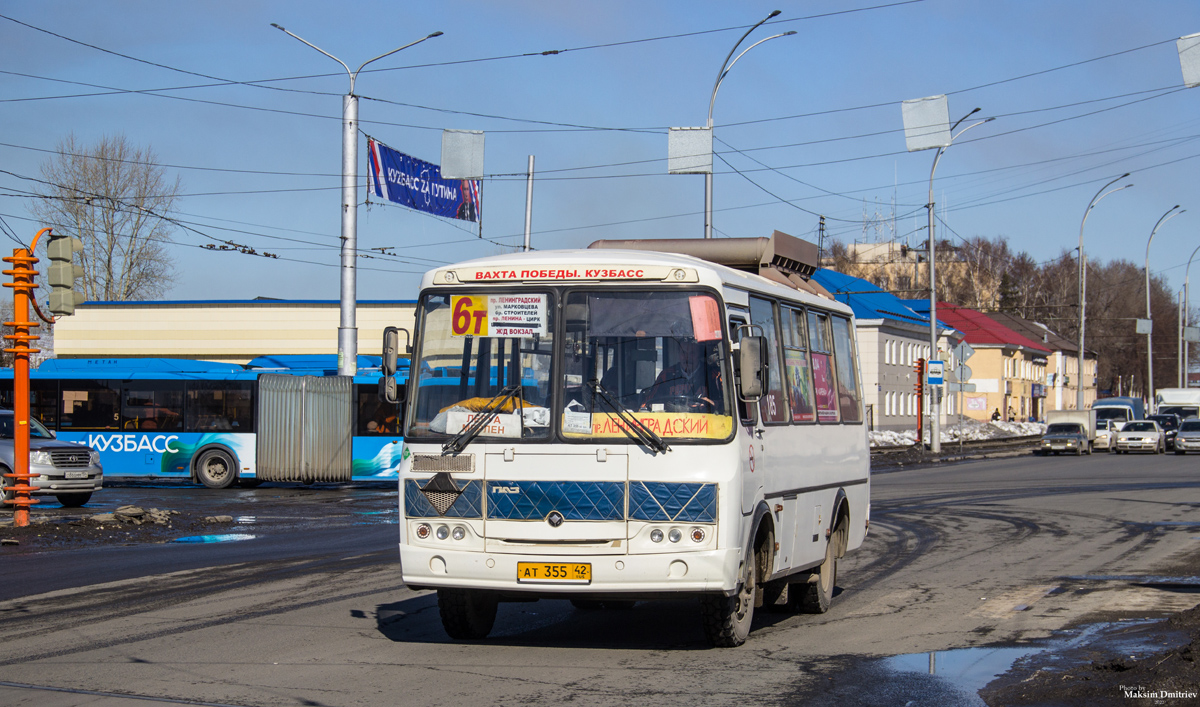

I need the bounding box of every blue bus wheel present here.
[195,449,237,489]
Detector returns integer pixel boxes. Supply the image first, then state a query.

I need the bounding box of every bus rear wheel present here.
[701,548,757,647]
[438,588,498,640]
[800,523,843,614]
[195,449,237,489]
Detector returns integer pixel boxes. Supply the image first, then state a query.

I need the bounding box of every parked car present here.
[1112,420,1166,454]
[1038,422,1092,456]
[1148,414,1181,450]
[1175,419,1200,455]
[0,410,103,507]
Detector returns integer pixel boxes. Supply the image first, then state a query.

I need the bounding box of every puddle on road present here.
[878,646,1039,706]
[171,534,257,544]
[814,620,1168,706]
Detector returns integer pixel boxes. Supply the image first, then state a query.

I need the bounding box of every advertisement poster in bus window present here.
[451,294,547,337]
[811,353,839,422]
[785,351,816,422]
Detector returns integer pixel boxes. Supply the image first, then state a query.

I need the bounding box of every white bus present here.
[386,234,870,646]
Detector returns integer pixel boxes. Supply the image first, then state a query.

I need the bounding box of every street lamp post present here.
[703,10,794,239]
[924,110,992,453]
[1076,175,1132,410]
[1145,205,1184,410]
[1183,244,1200,387]
[271,24,442,375]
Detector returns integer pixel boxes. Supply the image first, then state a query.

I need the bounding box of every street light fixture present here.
[920,109,991,454]
[1182,243,1200,387]
[271,24,443,375]
[703,10,794,239]
[1145,205,1184,409]
[1076,174,1132,410]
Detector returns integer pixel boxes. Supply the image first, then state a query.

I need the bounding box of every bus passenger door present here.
[730,315,761,517]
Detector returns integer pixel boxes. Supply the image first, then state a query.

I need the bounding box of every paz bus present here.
[0,355,407,489]
[386,233,870,646]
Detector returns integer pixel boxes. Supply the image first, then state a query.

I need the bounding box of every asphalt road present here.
[1,452,1198,706]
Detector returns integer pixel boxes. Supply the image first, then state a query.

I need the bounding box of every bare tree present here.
[30,133,179,301]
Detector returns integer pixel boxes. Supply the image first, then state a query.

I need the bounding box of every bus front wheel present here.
[438,588,498,640]
[195,449,238,489]
[701,548,758,647]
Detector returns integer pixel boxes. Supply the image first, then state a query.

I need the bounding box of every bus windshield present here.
[560,290,732,442]
[408,292,555,442]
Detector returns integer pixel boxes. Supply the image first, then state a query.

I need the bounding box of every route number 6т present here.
[451,295,489,336]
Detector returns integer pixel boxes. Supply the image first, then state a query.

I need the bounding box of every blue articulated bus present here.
[0,355,408,489]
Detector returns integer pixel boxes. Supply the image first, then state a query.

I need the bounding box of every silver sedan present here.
[1175,419,1200,455]
[1112,420,1166,454]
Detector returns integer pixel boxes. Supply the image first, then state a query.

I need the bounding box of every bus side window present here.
[748,297,790,424]
[357,384,402,435]
[122,382,184,432]
[807,310,840,424]
[185,381,253,432]
[831,316,863,422]
[60,381,120,431]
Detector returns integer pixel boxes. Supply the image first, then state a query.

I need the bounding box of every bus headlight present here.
[668,528,682,543]
[415,523,431,539]
[690,527,705,543]
[435,525,449,540]
[451,526,466,541]
[650,529,664,543]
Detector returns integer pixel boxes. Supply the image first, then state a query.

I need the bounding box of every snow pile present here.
[870,418,1045,447]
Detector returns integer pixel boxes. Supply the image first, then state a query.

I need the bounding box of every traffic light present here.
[914,358,926,398]
[46,234,84,316]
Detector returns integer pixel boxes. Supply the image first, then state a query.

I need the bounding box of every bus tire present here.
[800,523,843,614]
[55,492,92,507]
[700,547,758,647]
[438,588,498,640]
[195,448,238,489]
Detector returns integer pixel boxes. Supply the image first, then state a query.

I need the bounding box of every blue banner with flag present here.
[367,138,481,222]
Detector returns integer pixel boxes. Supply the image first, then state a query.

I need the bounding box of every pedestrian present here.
[991,408,1001,422]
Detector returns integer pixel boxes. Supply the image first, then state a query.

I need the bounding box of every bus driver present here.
[641,339,724,414]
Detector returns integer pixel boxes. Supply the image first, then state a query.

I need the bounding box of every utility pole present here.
[271,24,442,376]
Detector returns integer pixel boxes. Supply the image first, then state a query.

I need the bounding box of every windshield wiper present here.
[589,379,670,454]
[442,383,522,454]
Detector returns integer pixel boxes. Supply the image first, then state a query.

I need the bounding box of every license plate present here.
[516,562,591,584]
[64,471,88,479]
[1051,445,1065,450]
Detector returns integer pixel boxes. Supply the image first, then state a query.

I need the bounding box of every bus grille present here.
[411,454,474,473]
[51,451,90,468]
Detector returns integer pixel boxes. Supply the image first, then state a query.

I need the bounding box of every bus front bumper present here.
[400,545,742,597]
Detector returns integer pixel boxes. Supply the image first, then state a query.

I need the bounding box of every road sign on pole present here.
[927,360,944,385]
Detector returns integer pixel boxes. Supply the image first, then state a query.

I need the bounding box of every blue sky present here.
[2,0,1199,304]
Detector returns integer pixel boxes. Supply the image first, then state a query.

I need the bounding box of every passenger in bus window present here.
[640,339,724,414]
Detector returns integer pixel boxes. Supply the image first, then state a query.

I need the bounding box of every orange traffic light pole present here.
[2,227,49,527]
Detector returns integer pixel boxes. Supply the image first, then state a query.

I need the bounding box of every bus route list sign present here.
[367,138,482,222]
[450,295,548,337]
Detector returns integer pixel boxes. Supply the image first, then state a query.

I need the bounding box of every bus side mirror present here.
[739,335,766,401]
[380,326,410,404]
